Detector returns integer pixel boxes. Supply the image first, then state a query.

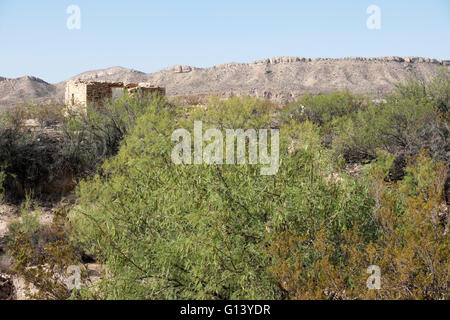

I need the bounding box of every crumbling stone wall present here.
[128,86,166,97]
[86,82,113,108]
[65,80,165,113]
[65,81,88,113]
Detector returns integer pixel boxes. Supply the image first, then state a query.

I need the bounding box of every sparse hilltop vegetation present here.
[0,69,449,300]
[1,56,449,111]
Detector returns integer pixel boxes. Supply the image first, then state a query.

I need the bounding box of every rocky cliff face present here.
[1,56,449,110]
[143,56,448,102]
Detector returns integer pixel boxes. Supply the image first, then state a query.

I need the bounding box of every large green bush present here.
[281,90,370,125]
[281,90,372,148]
[70,96,376,299]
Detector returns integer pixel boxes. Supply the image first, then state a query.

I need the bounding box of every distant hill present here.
[0,76,56,111]
[1,56,449,110]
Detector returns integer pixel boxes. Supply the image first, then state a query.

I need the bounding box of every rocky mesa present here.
[1,56,449,110]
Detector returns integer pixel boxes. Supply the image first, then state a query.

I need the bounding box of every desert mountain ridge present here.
[1,56,449,110]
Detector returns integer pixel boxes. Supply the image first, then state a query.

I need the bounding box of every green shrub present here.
[0,103,65,129]
[281,90,371,125]
[70,97,376,299]
[268,152,449,299]
[0,93,164,200]
[8,197,41,247]
[61,91,170,174]
[333,70,450,164]
[395,68,449,116]
[281,90,372,148]
[7,205,81,300]
[0,125,62,200]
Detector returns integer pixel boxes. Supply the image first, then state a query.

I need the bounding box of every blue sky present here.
[0,0,449,83]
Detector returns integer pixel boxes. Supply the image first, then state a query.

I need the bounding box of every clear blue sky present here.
[1,0,449,83]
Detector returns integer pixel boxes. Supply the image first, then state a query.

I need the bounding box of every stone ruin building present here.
[65,80,166,112]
